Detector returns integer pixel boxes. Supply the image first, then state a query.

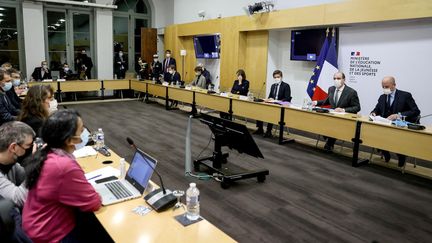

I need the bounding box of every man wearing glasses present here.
[0,121,35,208]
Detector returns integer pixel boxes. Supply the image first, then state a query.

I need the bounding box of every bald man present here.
[371,76,420,167]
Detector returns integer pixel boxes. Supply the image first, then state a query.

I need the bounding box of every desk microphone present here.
[126,137,177,212]
[254,81,266,102]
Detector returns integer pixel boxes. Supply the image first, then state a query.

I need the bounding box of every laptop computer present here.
[93,151,157,206]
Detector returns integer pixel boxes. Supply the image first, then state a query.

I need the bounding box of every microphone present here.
[126,137,177,212]
[254,81,266,102]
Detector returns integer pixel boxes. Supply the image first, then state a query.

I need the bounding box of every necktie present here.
[165,58,169,72]
[274,84,279,98]
[386,94,391,111]
[334,89,340,106]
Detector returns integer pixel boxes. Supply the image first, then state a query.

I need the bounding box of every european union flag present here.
[306,31,330,98]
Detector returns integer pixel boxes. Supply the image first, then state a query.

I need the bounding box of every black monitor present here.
[198,113,264,159]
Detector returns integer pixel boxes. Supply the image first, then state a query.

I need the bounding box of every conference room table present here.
[77,150,236,243]
[132,80,432,167]
[28,79,432,167]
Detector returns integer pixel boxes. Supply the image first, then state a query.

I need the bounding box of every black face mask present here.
[17,148,33,165]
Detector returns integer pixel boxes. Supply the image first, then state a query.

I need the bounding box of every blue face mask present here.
[12,79,21,87]
[2,82,13,92]
[74,128,90,150]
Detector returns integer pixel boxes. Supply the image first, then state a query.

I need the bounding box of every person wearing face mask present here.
[75,49,94,79]
[114,50,127,79]
[231,69,249,96]
[191,66,207,89]
[370,76,420,167]
[312,71,360,151]
[18,85,54,136]
[167,65,181,85]
[163,50,176,82]
[137,57,149,80]
[31,61,52,82]
[255,70,292,137]
[198,63,212,88]
[0,121,35,208]
[0,69,20,126]
[23,109,102,242]
[6,69,23,110]
[150,54,163,82]
[60,63,74,80]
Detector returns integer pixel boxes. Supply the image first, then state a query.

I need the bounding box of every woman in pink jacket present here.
[22,109,102,242]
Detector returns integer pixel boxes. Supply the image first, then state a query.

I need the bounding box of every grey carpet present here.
[66,101,432,243]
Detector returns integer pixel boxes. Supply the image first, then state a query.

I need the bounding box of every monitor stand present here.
[193,134,269,189]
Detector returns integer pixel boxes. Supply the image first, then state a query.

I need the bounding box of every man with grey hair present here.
[198,63,211,87]
[0,121,35,208]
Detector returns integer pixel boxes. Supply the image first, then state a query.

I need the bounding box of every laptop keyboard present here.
[105,181,133,199]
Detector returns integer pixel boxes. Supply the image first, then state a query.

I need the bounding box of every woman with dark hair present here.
[231,69,249,96]
[22,109,101,242]
[18,85,54,136]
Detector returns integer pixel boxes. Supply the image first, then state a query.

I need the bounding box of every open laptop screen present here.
[125,151,156,193]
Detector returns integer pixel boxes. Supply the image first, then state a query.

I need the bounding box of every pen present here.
[88,174,102,181]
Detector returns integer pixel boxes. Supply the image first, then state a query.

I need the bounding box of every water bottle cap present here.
[189,183,196,187]
[98,128,103,131]
[120,158,125,163]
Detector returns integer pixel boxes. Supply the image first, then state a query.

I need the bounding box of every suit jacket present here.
[162,57,176,73]
[371,89,420,123]
[167,72,181,84]
[59,69,74,80]
[231,80,249,96]
[268,81,292,102]
[317,85,360,113]
[0,92,19,125]
[31,67,52,81]
[6,88,21,110]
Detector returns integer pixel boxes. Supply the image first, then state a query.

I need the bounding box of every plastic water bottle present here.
[186,183,200,220]
[95,128,105,150]
[119,158,126,179]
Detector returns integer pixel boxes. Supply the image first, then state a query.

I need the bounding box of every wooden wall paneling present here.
[179,36,196,82]
[140,28,157,65]
[243,30,268,95]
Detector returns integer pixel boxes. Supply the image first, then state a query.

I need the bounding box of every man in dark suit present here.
[0,69,19,126]
[6,69,22,110]
[59,63,74,80]
[255,70,292,137]
[162,50,176,82]
[75,49,94,79]
[114,51,127,79]
[198,63,211,88]
[313,71,361,151]
[167,65,181,85]
[371,76,420,167]
[31,61,52,81]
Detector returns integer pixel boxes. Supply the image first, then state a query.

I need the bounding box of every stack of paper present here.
[73,146,97,158]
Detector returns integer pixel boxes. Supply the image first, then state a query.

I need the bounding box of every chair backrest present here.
[0,198,15,239]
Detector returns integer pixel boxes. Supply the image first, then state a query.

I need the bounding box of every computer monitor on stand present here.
[194,113,269,189]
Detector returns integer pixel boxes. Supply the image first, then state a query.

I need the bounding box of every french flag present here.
[307,32,338,101]
[306,30,329,98]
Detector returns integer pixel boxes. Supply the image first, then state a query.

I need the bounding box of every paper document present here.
[73,146,97,158]
[369,115,392,125]
[329,110,347,115]
[85,166,120,185]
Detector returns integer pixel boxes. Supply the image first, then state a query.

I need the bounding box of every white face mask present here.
[274,78,281,83]
[12,79,21,87]
[169,70,174,74]
[49,99,58,113]
[166,53,171,58]
[42,64,48,69]
[119,52,123,57]
[64,67,69,72]
[153,59,158,62]
[383,88,392,95]
[334,79,342,88]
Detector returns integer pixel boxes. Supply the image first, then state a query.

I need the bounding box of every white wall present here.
[266,30,315,104]
[95,8,113,79]
[148,0,174,28]
[22,2,45,79]
[173,0,343,24]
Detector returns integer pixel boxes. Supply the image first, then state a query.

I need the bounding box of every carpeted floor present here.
[67,100,432,243]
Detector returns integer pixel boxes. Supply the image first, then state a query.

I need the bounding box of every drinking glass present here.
[172,190,185,211]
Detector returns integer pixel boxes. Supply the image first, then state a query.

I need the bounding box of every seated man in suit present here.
[59,63,74,80]
[370,76,420,167]
[167,65,182,85]
[198,63,212,88]
[313,71,361,151]
[0,69,19,126]
[31,61,52,82]
[255,70,292,137]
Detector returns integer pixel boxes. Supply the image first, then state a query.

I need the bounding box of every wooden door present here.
[141,28,157,65]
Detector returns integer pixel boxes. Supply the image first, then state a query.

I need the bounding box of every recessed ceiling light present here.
[59,19,65,22]
[54,23,60,26]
